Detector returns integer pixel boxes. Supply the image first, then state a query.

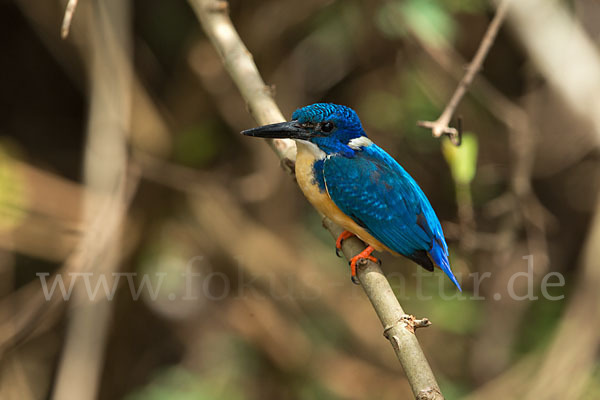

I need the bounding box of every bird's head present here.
[242,103,370,157]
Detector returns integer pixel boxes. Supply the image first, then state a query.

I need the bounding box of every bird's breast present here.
[295,142,330,212]
[294,141,394,253]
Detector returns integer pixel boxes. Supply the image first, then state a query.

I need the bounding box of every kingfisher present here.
[242,103,461,290]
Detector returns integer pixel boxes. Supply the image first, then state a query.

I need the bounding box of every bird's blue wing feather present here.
[323,144,461,290]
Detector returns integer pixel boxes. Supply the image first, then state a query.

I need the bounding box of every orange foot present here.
[335,230,355,257]
[349,245,379,284]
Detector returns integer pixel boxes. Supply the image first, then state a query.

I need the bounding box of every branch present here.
[189,0,443,398]
[53,0,132,399]
[189,0,296,163]
[323,219,442,399]
[418,0,509,145]
[60,0,79,39]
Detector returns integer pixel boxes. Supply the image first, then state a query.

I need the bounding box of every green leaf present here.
[442,132,478,185]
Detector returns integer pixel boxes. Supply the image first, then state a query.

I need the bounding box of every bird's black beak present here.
[241,121,312,140]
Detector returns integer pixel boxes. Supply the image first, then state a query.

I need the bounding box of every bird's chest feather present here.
[295,142,333,215]
[294,142,391,253]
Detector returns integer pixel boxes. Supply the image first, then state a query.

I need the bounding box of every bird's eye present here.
[321,122,335,133]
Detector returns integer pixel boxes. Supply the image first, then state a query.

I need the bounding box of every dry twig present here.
[60,0,79,39]
[410,0,553,292]
[189,0,444,398]
[418,0,509,145]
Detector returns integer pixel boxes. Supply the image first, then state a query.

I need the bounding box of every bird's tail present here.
[429,241,462,291]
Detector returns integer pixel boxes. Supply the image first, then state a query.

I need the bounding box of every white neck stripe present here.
[348,136,373,150]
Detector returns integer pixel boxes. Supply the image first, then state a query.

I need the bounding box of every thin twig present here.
[410,0,552,277]
[60,0,80,39]
[189,0,443,398]
[418,0,510,145]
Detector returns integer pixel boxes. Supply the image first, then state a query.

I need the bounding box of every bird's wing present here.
[322,144,461,290]
[323,146,434,255]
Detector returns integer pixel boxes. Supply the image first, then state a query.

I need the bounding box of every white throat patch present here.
[348,136,373,150]
[295,140,327,160]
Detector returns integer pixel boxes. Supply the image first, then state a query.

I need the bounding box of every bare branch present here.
[418,0,509,145]
[188,0,296,162]
[324,219,442,399]
[60,0,79,39]
[189,0,444,398]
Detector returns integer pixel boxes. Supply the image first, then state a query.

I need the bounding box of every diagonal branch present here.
[418,0,510,145]
[189,0,444,398]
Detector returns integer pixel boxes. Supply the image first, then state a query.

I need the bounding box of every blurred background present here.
[1,0,599,399]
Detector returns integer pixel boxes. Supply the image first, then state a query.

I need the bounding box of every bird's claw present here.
[349,245,378,283]
[335,230,355,258]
